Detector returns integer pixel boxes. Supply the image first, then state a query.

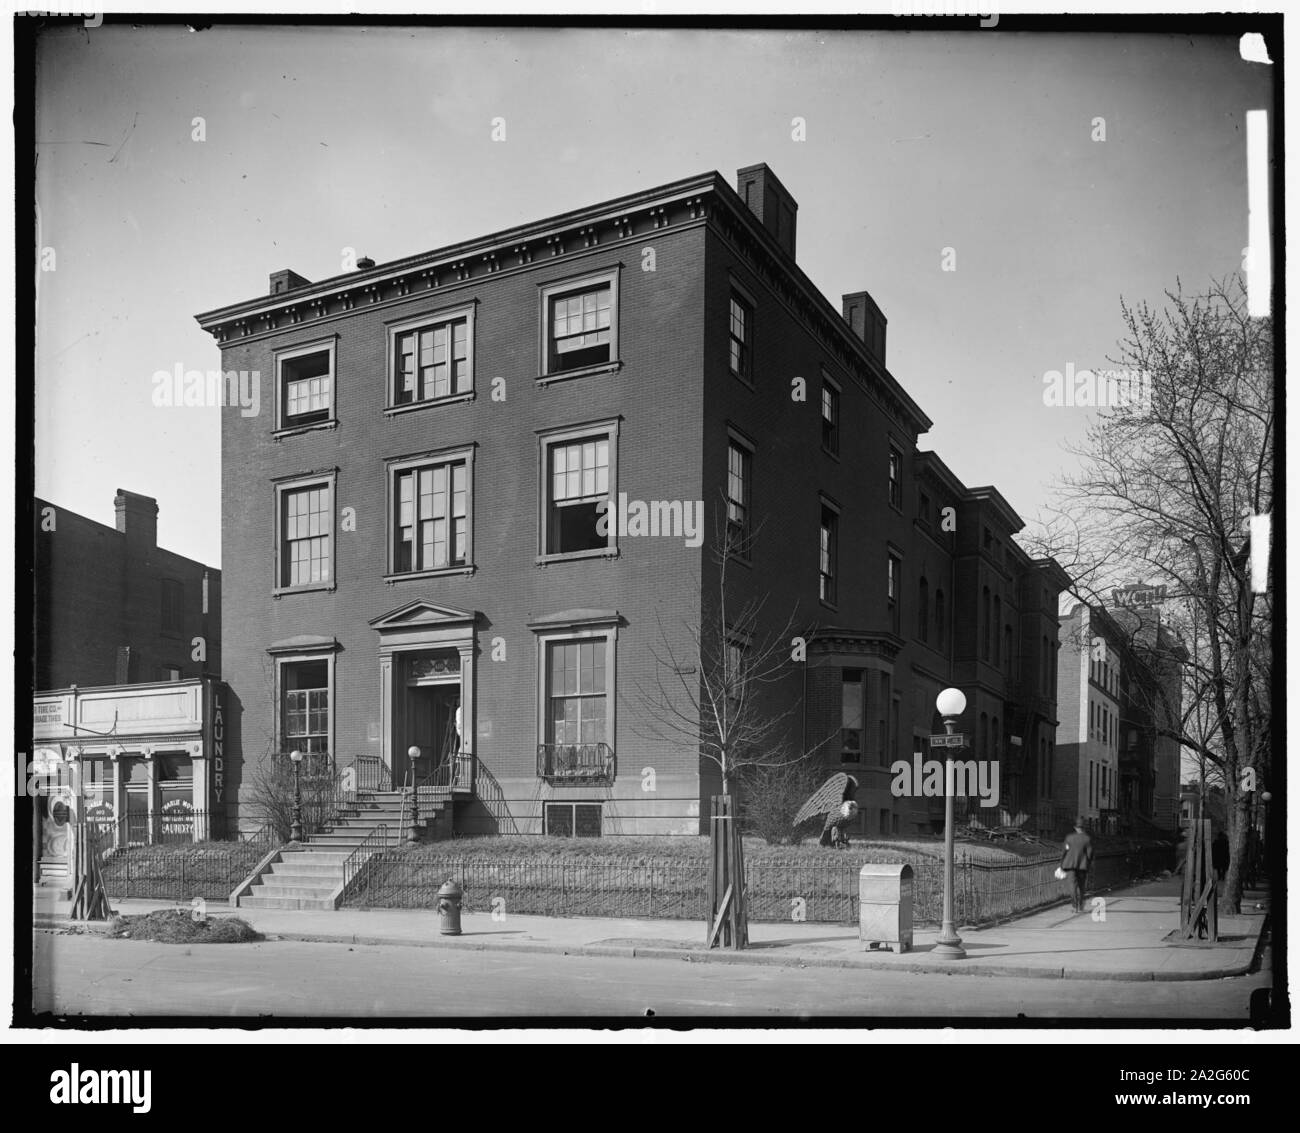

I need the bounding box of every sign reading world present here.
[1112,584,1167,608]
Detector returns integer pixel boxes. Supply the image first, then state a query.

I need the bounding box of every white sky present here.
[33,24,1272,567]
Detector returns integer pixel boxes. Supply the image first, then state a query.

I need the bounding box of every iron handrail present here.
[342,823,390,896]
[536,742,615,783]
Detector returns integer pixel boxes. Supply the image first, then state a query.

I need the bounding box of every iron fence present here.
[98,842,271,902]
[341,843,1175,925]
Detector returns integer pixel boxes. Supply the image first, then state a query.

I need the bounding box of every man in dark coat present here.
[1061,817,1095,914]
[1212,830,1230,883]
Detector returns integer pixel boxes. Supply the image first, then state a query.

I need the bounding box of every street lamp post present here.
[934,687,967,959]
[407,745,422,843]
[289,749,304,844]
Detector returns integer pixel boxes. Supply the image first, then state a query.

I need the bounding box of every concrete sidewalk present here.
[33,877,1269,982]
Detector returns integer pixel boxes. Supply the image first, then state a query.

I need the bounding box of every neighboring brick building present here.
[1055,599,1187,836]
[34,489,221,688]
[196,162,1068,838]
[31,491,224,885]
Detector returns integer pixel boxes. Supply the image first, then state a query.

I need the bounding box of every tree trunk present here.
[1220,793,1252,915]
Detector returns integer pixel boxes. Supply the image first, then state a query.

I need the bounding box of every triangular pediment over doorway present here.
[369,600,479,632]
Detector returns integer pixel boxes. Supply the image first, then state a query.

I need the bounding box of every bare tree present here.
[1028,276,1272,913]
[636,507,826,801]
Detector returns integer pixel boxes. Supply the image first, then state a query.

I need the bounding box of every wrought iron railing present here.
[342,823,390,899]
[536,742,615,784]
[349,755,392,793]
[102,809,224,847]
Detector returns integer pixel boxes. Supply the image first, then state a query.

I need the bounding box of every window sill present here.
[537,547,620,566]
[822,446,840,461]
[819,597,838,612]
[537,360,622,387]
[384,392,475,417]
[274,419,338,440]
[273,583,336,598]
[730,370,754,389]
[384,565,475,583]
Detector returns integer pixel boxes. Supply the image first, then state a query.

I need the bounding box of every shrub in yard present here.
[108,909,262,944]
[737,758,825,845]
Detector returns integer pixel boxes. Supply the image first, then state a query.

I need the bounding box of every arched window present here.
[935,589,946,649]
[918,577,929,642]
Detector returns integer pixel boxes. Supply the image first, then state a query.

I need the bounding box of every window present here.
[892,813,901,835]
[919,491,931,525]
[544,802,603,837]
[276,340,335,430]
[992,596,1002,664]
[541,269,619,379]
[387,449,474,576]
[841,671,864,763]
[1004,625,1014,674]
[821,378,840,454]
[726,439,752,553]
[979,712,989,759]
[282,659,329,754]
[161,579,183,636]
[879,809,890,835]
[728,292,752,380]
[276,478,333,590]
[982,587,991,661]
[819,503,838,605]
[917,577,929,642]
[389,306,474,407]
[888,449,902,510]
[888,553,901,632]
[538,421,619,559]
[935,589,946,649]
[547,639,608,747]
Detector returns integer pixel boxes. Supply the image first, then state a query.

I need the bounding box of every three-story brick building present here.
[196,162,1069,838]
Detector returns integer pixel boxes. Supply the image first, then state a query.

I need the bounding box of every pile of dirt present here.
[107,909,262,944]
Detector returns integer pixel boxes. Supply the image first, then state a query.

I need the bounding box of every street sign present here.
[929,734,965,748]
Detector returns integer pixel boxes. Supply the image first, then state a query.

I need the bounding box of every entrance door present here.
[37,789,73,880]
[404,684,460,781]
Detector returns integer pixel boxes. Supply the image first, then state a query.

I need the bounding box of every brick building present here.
[1055,599,1187,836]
[31,491,223,884]
[34,489,221,689]
[196,162,1068,838]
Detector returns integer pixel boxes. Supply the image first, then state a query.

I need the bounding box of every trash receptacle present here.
[859,863,913,954]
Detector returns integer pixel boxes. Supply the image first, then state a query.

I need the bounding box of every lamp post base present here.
[933,924,966,958]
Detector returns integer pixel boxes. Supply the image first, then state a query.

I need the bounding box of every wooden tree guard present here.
[1180,818,1218,943]
[706,795,748,949]
[68,821,115,922]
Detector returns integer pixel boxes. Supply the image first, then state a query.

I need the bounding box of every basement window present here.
[544,802,603,837]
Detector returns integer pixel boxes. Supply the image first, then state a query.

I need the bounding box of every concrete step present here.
[240,894,336,910]
[252,881,338,899]
[279,850,351,866]
[267,858,348,877]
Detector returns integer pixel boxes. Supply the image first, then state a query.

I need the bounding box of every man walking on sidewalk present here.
[1061,817,1094,914]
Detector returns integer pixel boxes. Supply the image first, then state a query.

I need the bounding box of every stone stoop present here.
[233,790,451,910]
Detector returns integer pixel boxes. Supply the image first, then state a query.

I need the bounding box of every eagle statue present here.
[794,773,860,848]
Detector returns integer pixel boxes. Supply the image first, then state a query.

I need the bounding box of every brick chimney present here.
[736,163,798,259]
[114,489,158,552]
[269,268,312,296]
[842,291,887,366]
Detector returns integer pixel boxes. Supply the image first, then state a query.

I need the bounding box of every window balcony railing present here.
[537,742,615,785]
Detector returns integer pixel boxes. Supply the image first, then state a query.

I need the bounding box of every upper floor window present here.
[276,340,336,431]
[982,587,992,660]
[888,449,902,510]
[161,579,183,636]
[919,491,931,525]
[387,447,475,577]
[888,553,901,632]
[934,588,946,649]
[819,502,839,606]
[917,577,929,643]
[821,378,840,455]
[275,474,335,592]
[726,438,752,554]
[540,269,620,380]
[538,421,619,560]
[389,305,474,408]
[841,670,863,763]
[728,293,752,380]
[992,596,1002,664]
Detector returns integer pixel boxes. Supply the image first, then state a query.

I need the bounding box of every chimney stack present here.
[842,291,887,366]
[269,268,312,296]
[736,164,798,259]
[114,489,158,552]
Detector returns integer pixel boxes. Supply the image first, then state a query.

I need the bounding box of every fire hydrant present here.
[436,880,463,935]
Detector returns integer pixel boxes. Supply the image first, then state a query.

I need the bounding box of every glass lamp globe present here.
[936,688,967,719]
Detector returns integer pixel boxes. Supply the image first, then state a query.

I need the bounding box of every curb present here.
[35,917,1259,982]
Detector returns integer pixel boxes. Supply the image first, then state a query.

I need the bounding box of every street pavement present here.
[31,876,1269,982]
